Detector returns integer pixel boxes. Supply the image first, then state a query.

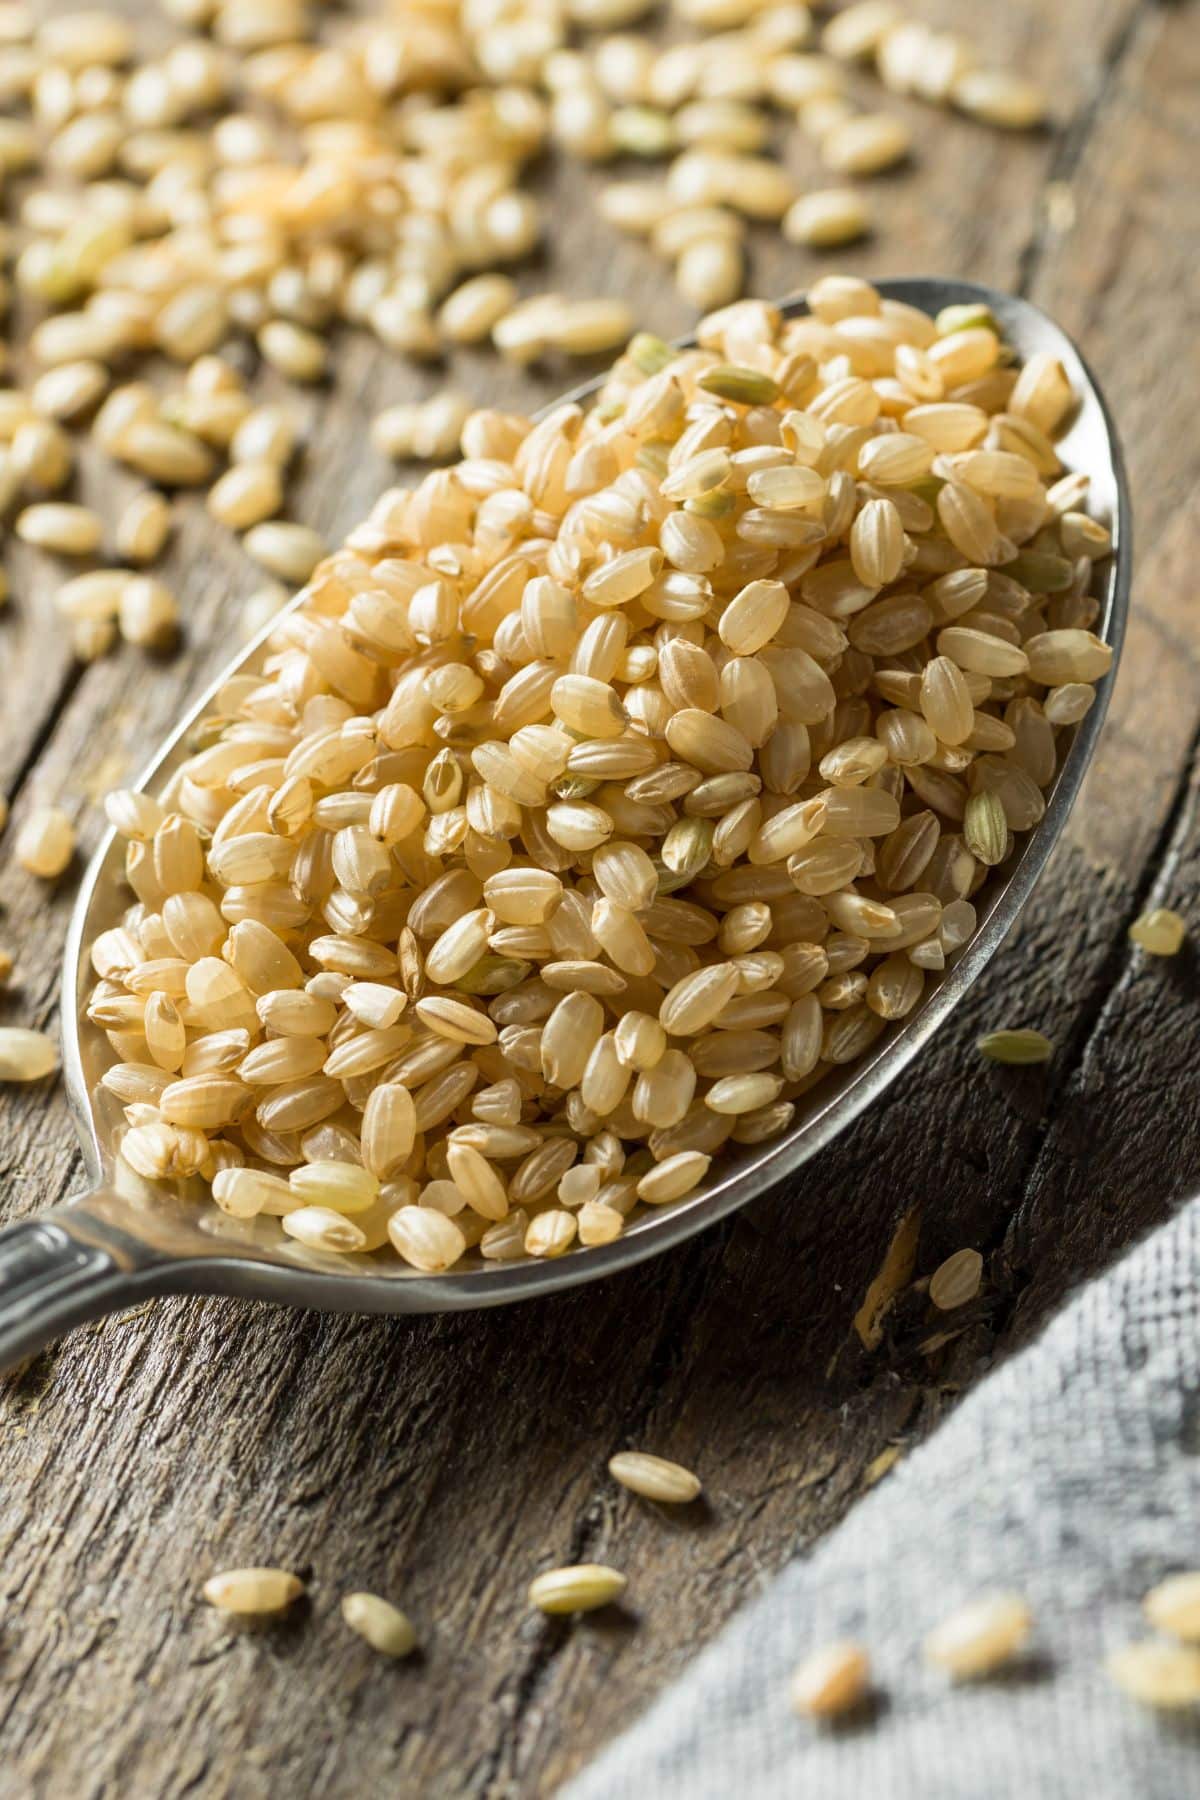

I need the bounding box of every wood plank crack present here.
[3,658,88,813]
[1017,0,1163,296]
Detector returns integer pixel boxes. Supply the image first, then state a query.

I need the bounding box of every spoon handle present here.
[0,1209,155,1371]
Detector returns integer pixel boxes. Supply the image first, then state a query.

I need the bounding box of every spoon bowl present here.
[0,279,1131,1368]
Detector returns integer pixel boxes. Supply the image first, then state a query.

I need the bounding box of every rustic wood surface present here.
[1,0,1198,1793]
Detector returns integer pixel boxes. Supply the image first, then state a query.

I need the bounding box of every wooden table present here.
[1,0,1197,1791]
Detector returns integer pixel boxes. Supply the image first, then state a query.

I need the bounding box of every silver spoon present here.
[0,278,1131,1370]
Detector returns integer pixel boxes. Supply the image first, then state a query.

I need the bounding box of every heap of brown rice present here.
[89,276,1113,1271]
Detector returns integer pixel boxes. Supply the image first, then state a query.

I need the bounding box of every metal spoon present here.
[0,279,1131,1370]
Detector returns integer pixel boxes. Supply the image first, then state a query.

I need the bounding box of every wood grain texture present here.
[1,0,1196,1793]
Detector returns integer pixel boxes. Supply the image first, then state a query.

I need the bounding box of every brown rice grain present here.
[1128,909,1186,956]
[115,491,172,563]
[608,1450,701,1503]
[243,522,326,584]
[577,1201,625,1246]
[1143,1573,1200,1644]
[282,1206,368,1254]
[341,1592,417,1658]
[388,1206,467,1272]
[790,1640,871,1719]
[637,1151,710,1204]
[16,502,102,555]
[928,1247,984,1310]
[16,806,75,877]
[203,1568,303,1616]
[525,1208,578,1258]
[925,1593,1033,1679]
[0,1027,58,1082]
[976,1028,1053,1065]
[528,1564,626,1614]
[1107,1642,1200,1709]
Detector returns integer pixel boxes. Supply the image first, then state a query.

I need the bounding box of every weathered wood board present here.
[1,0,1197,1792]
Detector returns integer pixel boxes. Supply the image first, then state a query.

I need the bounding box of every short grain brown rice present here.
[86,283,1114,1276]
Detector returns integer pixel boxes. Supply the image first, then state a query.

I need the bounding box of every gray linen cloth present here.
[568,1199,1200,1799]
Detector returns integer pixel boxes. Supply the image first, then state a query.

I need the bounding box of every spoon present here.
[0,279,1131,1371]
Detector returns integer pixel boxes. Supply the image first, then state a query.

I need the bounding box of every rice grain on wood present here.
[202,1568,303,1616]
[341,1592,418,1658]
[608,1450,702,1503]
[528,1564,628,1614]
